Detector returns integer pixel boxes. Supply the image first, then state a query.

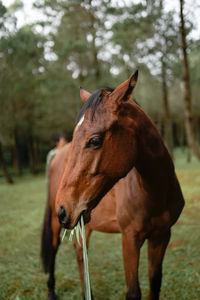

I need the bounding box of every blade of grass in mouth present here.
[61,215,91,300]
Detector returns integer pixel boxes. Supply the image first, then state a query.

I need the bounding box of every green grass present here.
[0,151,200,300]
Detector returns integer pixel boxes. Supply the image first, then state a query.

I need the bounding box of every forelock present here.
[76,88,113,124]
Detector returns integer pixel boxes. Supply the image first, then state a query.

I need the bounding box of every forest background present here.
[0,0,200,182]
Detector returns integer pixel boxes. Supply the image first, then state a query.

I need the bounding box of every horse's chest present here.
[115,185,170,233]
[116,201,171,234]
[114,168,172,233]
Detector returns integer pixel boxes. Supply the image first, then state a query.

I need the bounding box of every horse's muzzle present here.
[57,205,71,228]
[57,205,92,229]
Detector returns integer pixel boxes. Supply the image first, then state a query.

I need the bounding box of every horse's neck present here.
[132,105,174,184]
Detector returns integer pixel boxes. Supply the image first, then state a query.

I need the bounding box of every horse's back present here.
[49,143,71,206]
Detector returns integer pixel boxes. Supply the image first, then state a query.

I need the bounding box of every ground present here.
[0,149,200,300]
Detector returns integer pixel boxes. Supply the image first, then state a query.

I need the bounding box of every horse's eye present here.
[87,136,102,148]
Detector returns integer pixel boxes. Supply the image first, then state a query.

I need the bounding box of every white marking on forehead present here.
[75,114,85,132]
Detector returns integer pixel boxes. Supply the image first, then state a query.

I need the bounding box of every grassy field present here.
[0,149,200,300]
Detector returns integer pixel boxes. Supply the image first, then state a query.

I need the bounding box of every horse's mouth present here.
[62,196,100,229]
[74,209,91,228]
[72,198,99,229]
[62,209,91,230]
[77,196,102,228]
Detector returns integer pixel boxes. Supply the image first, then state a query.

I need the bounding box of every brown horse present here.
[41,142,120,300]
[55,71,185,300]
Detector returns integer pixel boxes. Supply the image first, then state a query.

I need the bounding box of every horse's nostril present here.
[57,205,67,224]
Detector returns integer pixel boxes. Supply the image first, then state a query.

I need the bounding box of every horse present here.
[55,71,185,300]
[41,142,121,300]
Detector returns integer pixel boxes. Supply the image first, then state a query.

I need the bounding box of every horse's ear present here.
[110,70,138,102]
[80,87,91,103]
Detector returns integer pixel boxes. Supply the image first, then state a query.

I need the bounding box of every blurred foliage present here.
[0,0,200,175]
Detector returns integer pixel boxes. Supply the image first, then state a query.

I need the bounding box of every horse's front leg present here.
[147,229,171,300]
[74,225,94,300]
[122,230,145,300]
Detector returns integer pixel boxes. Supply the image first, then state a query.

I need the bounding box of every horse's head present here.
[56,71,139,228]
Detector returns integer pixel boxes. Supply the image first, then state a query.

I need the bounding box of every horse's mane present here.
[76,87,140,125]
[76,88,113,124]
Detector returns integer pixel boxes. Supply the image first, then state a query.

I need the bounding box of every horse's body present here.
[55,72,184,300]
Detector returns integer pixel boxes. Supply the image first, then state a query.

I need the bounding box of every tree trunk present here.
[180,0,200,159]
[0,142,14,184]
[179,121,185,148]
[161,59,173,157]
[88,1,101,80]
[27,135,37,174]
[33,138,41,171]
[194,116,200,145]
[13,127,22,175]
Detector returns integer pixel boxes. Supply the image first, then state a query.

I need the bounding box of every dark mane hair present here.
[76,88,113,124]
[76,87,140,125]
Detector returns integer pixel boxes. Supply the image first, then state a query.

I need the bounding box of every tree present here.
[180,0,200,159]
[0,141,14,184]
[0,25,46,173]
[108,1,174,148]
[149,6,180,157]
